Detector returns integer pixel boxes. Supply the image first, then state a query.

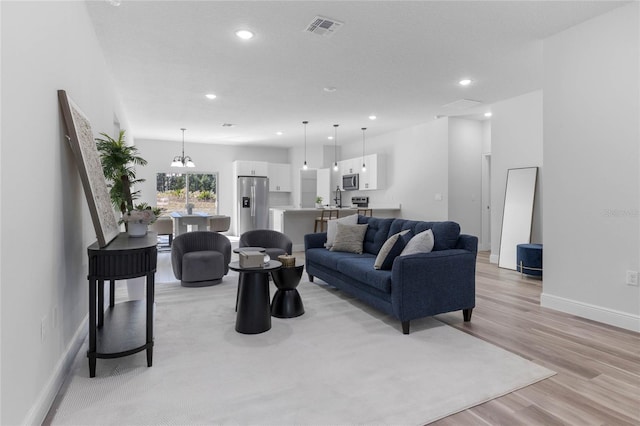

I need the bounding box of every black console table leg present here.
[109,280,115,307]
[146,272,154,367]
[97,279,104,327]
[88,278,97,378]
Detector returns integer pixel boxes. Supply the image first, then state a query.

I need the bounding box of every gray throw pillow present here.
[400,229,434,256]
[325,214,358,249]
[330,223,369,254]
[374,230,411,269]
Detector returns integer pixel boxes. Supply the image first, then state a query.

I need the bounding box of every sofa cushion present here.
[331,223,368,254]
[401,229,434,256]
[336,256,392,294]
[357,216,394,255]
[388,220,460,251]
[306,247,363,271]
[325,214,358,248]
[374,230,411,270]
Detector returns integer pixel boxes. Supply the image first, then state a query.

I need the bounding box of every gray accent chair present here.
[239,229,293,260]
[171,231,231,287]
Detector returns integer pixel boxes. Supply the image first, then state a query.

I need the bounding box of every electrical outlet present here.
[626,270,638,286]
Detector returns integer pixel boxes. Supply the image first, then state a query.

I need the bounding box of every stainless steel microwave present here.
[342,173,359,191]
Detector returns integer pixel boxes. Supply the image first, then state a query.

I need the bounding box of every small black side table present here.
[229,260,282,334]
[271,264,305,318]
[87,232,157,377]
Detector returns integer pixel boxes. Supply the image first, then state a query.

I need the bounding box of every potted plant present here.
[96,130,152,300]
[122,203,164,237]
[315,196,323,208]
[95,130,147,223]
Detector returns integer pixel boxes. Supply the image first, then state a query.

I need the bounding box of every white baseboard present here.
[23,315,88,425]
[489,254,499,264]
[541,293,640,332]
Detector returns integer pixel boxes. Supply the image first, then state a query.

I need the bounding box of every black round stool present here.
[270,264,305,318]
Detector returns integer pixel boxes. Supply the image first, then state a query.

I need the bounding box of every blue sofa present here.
[304,216,478,334]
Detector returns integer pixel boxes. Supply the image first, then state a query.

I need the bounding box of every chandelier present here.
[171,128,195,168]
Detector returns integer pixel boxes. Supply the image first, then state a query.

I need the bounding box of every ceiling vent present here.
[441,99,483,110]
[305,16,344,37]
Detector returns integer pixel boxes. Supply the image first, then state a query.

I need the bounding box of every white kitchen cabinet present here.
[360,154,380,190]
[268,163,292,192]
[233,160,268,177]
[340,158,359,175]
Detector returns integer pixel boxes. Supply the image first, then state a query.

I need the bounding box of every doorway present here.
[481,153,491,251]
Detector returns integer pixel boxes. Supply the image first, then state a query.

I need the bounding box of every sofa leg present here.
[308,274,314,282]
[463,308,473,322]
[402,321,410,334]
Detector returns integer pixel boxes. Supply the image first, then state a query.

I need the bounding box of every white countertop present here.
[270,204,401,212]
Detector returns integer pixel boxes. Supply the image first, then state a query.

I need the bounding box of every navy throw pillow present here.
[380,230,413,270]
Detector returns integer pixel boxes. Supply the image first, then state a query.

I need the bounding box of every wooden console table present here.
[87,232,158,377]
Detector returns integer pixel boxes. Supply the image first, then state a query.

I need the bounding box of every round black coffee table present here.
[229,260,281,334]
[270,264,305,318]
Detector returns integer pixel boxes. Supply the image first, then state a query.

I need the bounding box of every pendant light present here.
[302,121,309,170]
[171,128,195,168]
[361,127,367,172]
[333,124,339,171]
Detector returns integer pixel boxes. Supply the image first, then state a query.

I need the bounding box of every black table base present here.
[271,265,305,318]
[235,272,272,334]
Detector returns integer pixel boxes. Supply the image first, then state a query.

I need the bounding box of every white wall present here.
[448,118,483,238]
[134,139,289,234]
[490,91,544,262]
[542,3,639,331]
[340,119,450,221]
[1,2,130,424]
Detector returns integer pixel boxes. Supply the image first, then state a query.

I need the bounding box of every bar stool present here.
[314,209,339,232]
[357,208,373,217]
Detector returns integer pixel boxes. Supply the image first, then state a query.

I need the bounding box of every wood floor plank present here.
[431,251,640,426]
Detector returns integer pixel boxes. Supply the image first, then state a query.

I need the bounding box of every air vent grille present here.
[305,16,343,37]
[441,99,483,110]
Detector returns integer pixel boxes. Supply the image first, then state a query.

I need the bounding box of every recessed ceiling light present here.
[368,115,377,120]
[459,79,472,86]
[276,131,283,136]
[205,93,217,100]
[328,136,334,140]
[323,87,337,93]
[235,30,254,40]
[484,112,493,117]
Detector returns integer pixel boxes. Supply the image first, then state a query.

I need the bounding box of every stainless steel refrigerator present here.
[237,176,269,234]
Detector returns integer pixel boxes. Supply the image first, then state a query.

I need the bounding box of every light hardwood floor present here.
[431,251,640,425]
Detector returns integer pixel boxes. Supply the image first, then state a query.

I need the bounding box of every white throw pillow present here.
[400,229,434,256]
[374,230,411,269]
[325,214,358,248]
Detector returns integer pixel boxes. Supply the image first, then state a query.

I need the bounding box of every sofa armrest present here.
[390,249,476,321]
[456,234,478,252]
[304,232,327,250]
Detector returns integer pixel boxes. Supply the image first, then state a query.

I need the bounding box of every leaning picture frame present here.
[58,90,120,247]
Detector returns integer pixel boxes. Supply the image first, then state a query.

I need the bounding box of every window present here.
[156,172,218,215]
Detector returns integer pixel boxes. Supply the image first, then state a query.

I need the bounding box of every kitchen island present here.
[270,205,401,251]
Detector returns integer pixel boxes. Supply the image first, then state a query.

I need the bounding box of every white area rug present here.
[50,272,554,425]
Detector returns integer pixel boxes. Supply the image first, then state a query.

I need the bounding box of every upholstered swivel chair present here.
[239,229,293,260]
[171,231,231,287]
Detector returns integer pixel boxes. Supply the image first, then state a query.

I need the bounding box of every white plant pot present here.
[128,222,148,237]
[126,276,146,300]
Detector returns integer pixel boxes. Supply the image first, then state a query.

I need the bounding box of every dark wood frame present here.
[58,90,119,247]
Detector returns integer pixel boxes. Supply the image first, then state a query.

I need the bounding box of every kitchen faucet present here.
[334,186,342,208]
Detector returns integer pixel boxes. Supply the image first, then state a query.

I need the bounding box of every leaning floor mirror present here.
[498,167,538,270]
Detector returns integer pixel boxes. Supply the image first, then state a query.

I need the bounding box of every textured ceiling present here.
[86,1,627,147]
